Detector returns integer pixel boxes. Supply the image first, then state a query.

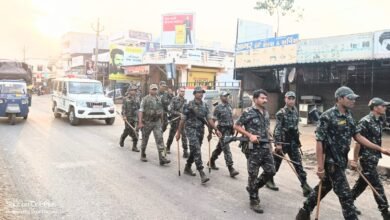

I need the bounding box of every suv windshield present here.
[0,82,26,94]
[68,82,103,94]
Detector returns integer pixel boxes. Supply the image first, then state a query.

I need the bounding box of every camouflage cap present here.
[220,91,230,97]
[159,81,167,87]
[368,97,389,108]
[149,84,158,90]
[285,91,296,97]
[128,85,138,90]
[335,86,359,100]
[193,86,205,94]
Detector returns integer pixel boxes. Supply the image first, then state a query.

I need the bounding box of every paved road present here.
[0,95,387,219]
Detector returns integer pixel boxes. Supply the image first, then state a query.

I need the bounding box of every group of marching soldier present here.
[119,81,390,219]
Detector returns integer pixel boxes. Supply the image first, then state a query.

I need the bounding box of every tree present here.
[254,0,303,37]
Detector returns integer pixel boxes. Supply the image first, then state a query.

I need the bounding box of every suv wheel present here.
[105,117,115,125]
[53,102,61,118]
[68,108,79,126]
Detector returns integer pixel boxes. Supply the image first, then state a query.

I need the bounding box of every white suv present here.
[52,78,116,125]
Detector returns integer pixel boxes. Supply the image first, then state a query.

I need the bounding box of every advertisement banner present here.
[85,60,95,77]
[187,50,202,62]
[128,30,152,42]
[124,65,150,76]
[161,13,195,48]
[109,44,145,80]
[374,30,390,59]
[71,56,84,67]
[146,42,160,52]
[165,63,176,79]
[297,33,373,63]
[235,34,299,68]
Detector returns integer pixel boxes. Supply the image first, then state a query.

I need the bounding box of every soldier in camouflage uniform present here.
[176,86,222,184]
[233,89,275,214]
[296,87,390,220]
[138,84,171,165]
[166,87,189,157]
[158,81,172,133]
[267,91,312,196]
[119,85,140,152]
[209,91,239,177]
[351,98,390,220]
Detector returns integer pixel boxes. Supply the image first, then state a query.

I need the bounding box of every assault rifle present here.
[223,136,290,146]
[285,128,303,155]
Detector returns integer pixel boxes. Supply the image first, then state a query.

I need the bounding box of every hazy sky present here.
[1,0,389,60]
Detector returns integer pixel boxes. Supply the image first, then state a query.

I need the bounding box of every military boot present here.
[228,165,239,177]
[166,139,172,154]
[166,146,171,154]
[250,200,263,214]
[140,150,147,162]
[199,170,210,184]
[354,207,361,215]
[184,164,196,176]
[207,159,219,170]
[296,208,310,220]
[301,182,312,197]
[132,141,140,152]
[183,149,189,158]
[158,152,171,165]
[266,177,279,191]
[119,134,126,147]
[382,209,390,220]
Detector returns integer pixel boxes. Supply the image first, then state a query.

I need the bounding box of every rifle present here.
[286,128,303,156]
[168,116,181,124]
[223,136,290,146]
[323,137,343,168]
[188,106,209,127]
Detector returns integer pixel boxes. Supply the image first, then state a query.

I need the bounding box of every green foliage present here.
[254,0,303,35]
[254,0,295,16]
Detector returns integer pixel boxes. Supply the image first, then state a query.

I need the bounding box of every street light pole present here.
[92,18,104,81]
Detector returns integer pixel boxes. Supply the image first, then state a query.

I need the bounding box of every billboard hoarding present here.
[374,30,390,59]
[109,44,145,81]
[161,13,195,49]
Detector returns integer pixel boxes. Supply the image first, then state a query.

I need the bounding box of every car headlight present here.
[106,100,114,107]
[77,101,87,107]
[21,99,29,105]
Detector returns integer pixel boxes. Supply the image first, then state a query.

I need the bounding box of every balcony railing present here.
[176,81,240,90]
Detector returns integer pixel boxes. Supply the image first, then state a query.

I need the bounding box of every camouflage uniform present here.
[159,90,172,133]
[182,99,212,171]
[352,112,389,213]
[272,105,310,193]
[211,102,235,166]
[301,105,359,220]
[139,93,169,164]
[235,106,275,202]
[120,93,140,150]
[166,95,188,154]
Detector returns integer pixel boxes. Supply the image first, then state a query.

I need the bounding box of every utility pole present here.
[22,45,27,63]
[91,18,104,82]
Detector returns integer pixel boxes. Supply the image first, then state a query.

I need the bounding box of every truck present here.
[0,60,32,125]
